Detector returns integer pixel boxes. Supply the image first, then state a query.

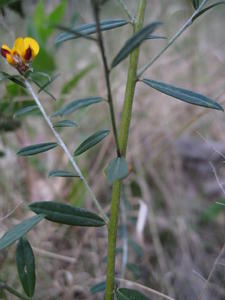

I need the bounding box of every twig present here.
[33,247,77,264]
[116,277,176,300]
[198,244,225,300]
[0,201,23,222]
[137,0,208,77]
[24,79,109,224]
[92,2,121,157]
[117,0,134,22]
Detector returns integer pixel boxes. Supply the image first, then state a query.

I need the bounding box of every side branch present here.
[25,79,109,224]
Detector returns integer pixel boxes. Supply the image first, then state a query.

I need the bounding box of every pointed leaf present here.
[112,22,161,68]
[0,215,45,250]
[17,142,58,156]
[55,19,128,44]
[105,157,129,184]
[38,73,60,94]
[16,238,36,297]
[90,281,106,295]
[192,1,225,22]
[14,105,39,118]
[74,129,110,156]
[143,79,224,111]
[145,34,167,40]
[53,120,78,128]
[29,201,106,227]
[0,279,30,300]
[116,288,149,300]
[48,170,79,177]
[51,96,104,117]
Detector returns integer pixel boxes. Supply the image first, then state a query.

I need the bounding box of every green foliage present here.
[55,19,129,44]
[142,79,224,111]
[105,157,129,184]
[48,170,79,177]
[17,142,58,156]
[200,199,225,223]
[14,106,39,118]
[53,120,78,128]
[191,0,201,9]
[74,129,110,156]
[29,201,106,227]
[192,1,225,22]
[16,238,36,297]
[0,215,45,250]
[52,96,104,117]
[90,281,106,294]
[112,22,161,68]
[116,288,149,300]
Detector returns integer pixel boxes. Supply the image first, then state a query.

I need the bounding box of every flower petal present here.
[24,37,39,60]
[13,37,25,56]
[1,45,14,64]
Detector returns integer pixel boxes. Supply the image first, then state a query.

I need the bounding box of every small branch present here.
[198,244,225,300]
[137,0,208,77]
[92,2,121,157]
[118,0,134,22]
[25,79,109,224]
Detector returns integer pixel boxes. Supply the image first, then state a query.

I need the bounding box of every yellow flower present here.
[1,37,39,74]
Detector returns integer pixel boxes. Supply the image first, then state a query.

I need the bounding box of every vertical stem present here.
[105,1,146,299]
[93,2,121,157]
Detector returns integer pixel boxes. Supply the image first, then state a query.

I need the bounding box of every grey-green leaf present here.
[90,281,106,295]
[14,105,39,118]
[192,0,200,9]
[112,22,161,68]
[0,215,45,250]
[53,120,78,128]
[116,288,149,300]
[48,170,79,178]
[74,129,110,156]
[143,79,224,111]
[16,238,36,297]
[29,201,105,227]
[105,157,129,184]
[192,1,225,22]
[55,19,129,44]
[51,96,104,117]
[17,142,58,156]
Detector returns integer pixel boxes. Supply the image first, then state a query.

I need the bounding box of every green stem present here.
[137,0,207,77]
[105,1,146,299]
[93,2,121,157]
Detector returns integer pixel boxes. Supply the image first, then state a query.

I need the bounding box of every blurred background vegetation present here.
[1,0,225,299]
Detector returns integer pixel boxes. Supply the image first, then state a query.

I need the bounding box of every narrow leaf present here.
[17,142,58,156]
[16,238,36,297]
[55,19,128,44]
[29,201,106,227]
[38,73,60,94]
[112,22,161,68]
[192,1,225,22]
[105,157,129,184]
[90,281,106,295]
[145,34,167,40]
[192,0,200,9]
[116,288,149,300]
[0,215,45,250]
[74,129,110,156]
[48,170,79,177]
[143,79,224,111]
[51,96,104,117]
[53,120,78,128]
[14,105,39,118]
